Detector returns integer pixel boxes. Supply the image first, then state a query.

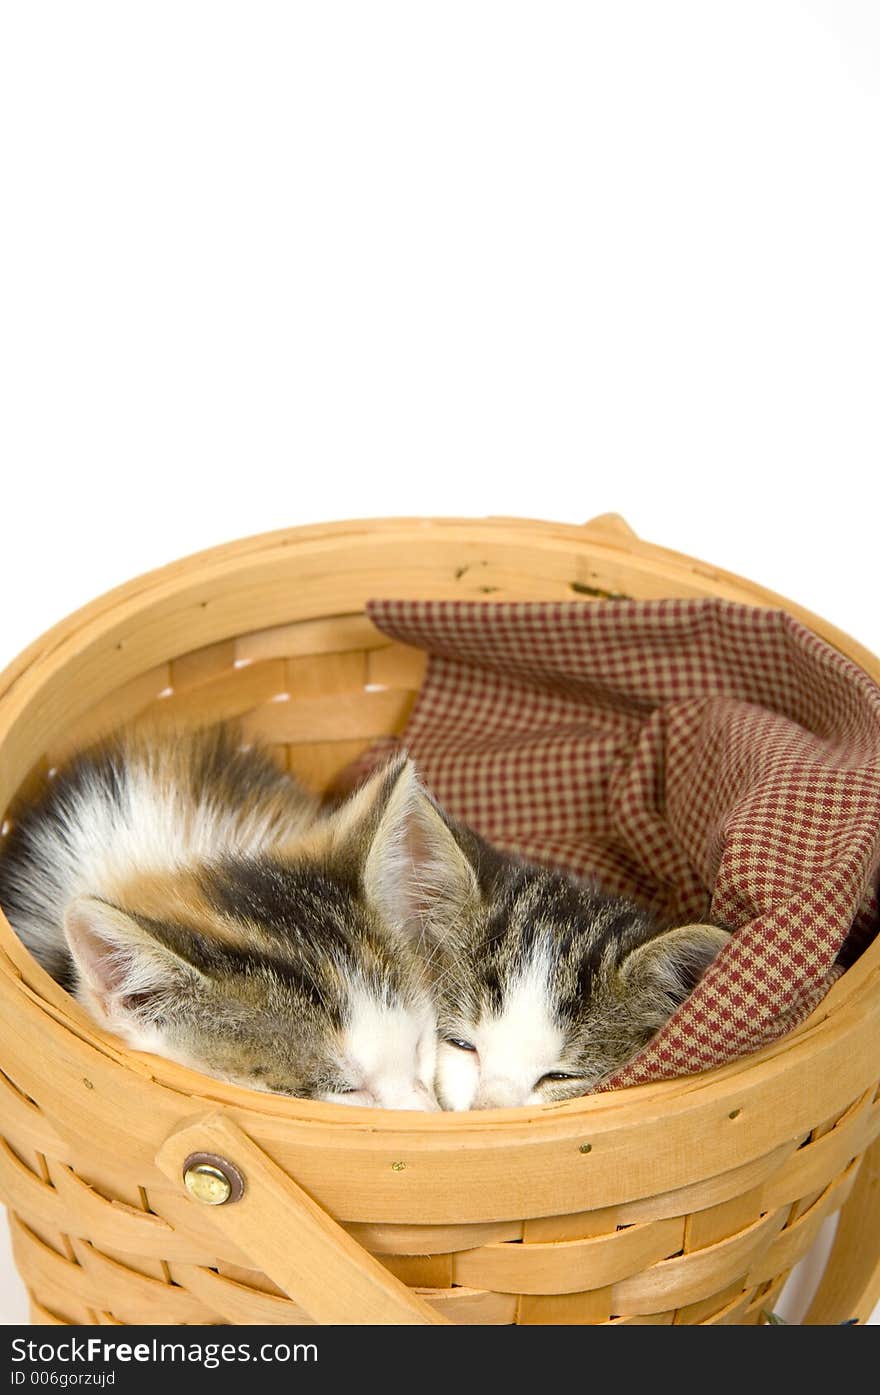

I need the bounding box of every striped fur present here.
[0,727,438,1109]
[0,729,728,1112]
[363,786,731,1109]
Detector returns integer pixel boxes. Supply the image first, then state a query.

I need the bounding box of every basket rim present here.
[1,513,878,1140]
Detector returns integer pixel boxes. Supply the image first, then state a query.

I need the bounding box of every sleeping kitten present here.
[0,727,438,1110]
[362,759,730,1109]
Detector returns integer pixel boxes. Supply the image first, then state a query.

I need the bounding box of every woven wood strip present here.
[608,1139,800,1226]
[517,1286,613,1324]
[367,643,427,689]
[608,1207,788,1316]
[0,1070,67,1158]
[70,1237,215,1324]
[699,1287,757,1325]
[240,688,416,745]
[607,1310,676,1325]
[215,1261,287,1296]
[749,1163,860,1288]
[522,1208,620,1242]
[140,660,287,726]
[28,1297,68,1325]
[0,1142,188,1260]
[684,1187,766,1251]
[169,1263,311,1324]
[45,665,172,767]
[673,1279,747,1324]
[286,651,367,697]
[170,640,237,692]
[236,614,392,662]
[11,1217,105,1314]
[453,1215,686,1294]
[762,1091,878,1210]
[420,1287,517,1324]
[345,1219,524,1256]
[747,1271,789,1324]
[380,1254,454,1287]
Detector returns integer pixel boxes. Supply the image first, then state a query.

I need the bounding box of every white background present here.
[0,0,878,1325]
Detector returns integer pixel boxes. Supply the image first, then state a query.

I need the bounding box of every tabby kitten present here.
[0,727,438,1110]
[363,761,730,1110]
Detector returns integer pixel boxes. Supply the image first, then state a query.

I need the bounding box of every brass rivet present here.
[579,1143,592,1154]
[82,1079,94,1090]
[729,1109,742,1120]
[184,1164,230,1205]
[390,1160,407,1172]
[182,1152,245,1205]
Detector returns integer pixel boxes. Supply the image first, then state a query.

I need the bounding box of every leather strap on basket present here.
[156,1114,449,1325]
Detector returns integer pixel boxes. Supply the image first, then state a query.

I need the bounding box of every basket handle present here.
[581,512,638,541]
[155,1112,450,1325]
[803,1134,880,1325]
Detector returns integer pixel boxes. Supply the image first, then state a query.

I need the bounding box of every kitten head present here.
[63,756,443,1110]
[361,783,730,1110]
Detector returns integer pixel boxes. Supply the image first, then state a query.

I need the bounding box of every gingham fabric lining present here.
[361,598,880,1088]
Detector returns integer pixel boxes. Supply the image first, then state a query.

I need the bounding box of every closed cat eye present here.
[445,1037,477,1052]
[538,1071,583,1085]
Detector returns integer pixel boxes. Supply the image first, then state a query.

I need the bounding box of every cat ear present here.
[344,756,479,943]
[619,924,730,1008]
[64,896,201,1021]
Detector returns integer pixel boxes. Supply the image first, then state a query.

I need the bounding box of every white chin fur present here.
[438,952,567,1110]
[340,990,440,1110]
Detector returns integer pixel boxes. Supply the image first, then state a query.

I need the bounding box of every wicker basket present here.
[0,514,878,1327]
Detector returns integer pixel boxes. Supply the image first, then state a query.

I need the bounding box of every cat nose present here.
[476,1076,526,1109]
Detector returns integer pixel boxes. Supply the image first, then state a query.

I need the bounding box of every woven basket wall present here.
[0,514,878,1327]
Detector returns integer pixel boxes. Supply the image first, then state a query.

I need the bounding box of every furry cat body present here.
[367,773,731,1110]
[0,728,438,1109]
[0,728,727,1112]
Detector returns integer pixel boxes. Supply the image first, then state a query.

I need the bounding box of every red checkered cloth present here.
[357,598,880,1088]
